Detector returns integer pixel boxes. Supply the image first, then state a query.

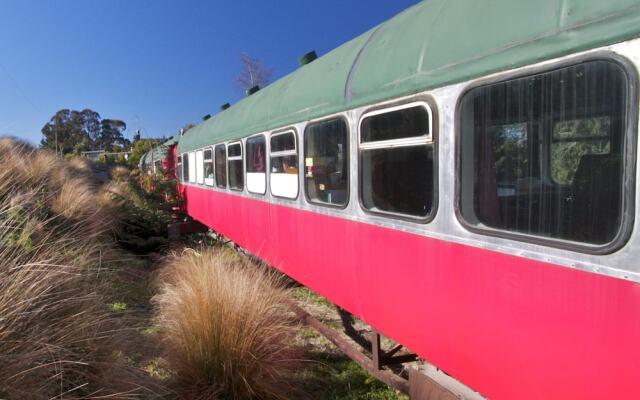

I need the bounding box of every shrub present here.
[0,137,154,398]
[153,247,300,399]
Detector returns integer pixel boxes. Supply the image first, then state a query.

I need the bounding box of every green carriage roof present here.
[178,0,640,153]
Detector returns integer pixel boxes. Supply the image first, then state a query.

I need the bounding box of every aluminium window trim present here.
[302,115,351,209]
[227,141,244,192]
[246,133,267,195]
[227,141,243,161]
[453,52,637,255]
[269,128,300,200]
[214,143,228,189]
[203,147,214,187]
[357,97,439,223]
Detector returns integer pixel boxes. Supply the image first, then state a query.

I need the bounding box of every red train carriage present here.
[173,1,640,398]
[139,137,178,176]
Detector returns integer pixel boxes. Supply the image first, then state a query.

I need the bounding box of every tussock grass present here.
[0,137,157,398]
[153,247,301,400]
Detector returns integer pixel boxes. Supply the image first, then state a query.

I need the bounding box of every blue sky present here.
[0,1,419,145]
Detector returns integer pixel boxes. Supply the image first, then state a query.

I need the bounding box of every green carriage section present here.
[178,0,640,153]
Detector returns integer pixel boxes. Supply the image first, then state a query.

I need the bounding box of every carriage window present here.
[188,152,196,183]
[215,144,227,188]
[360,103,434,219]
[228,142,244,191]
[177,155,183,182]
[459,60,628,246]
[204,149,214,186]
[246,135,266,194]
[304,119,349,206]
[270,131,298,199]
[182,153,189,182]
[195,150,204,184]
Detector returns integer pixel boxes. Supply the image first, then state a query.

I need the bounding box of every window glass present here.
[215,144,227,188]
[177,155,183,182]
[204,149,214,186]
[246,135,266,194]
[182,153,189,182]
[550,117,611,184]
[361,105,431,142]
[188,152,196,183]
[228,142,244,191]
[360,104,434,218]
[270,131,298,198]
[459,60,627,245]
[195,150,204,184]
[271,133,296,152]
[304,119,349,206]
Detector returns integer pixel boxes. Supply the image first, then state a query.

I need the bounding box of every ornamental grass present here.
[153,247,301,400]
[0,137,154,398]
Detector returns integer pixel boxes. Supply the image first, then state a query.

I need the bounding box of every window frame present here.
[214,143,227,189]
[204,147,214,186]
[303,115,351,209]
[176,155,183,182]
[269,128,300,200]
[454,53,637,255]
[246,133,267,195]
[227,141,244,192]
[357,99,438,223]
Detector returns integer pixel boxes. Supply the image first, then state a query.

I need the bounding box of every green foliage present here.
[127,139,157,169]
[41,108,130,155]
[107,168,182,253]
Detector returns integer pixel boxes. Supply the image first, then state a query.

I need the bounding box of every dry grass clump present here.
[111,165,131,182]
[0,137,154,398]
[153,247,301,400]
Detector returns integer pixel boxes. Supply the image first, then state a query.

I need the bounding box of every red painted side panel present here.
[182,184,640,400]
[164,145,176,178]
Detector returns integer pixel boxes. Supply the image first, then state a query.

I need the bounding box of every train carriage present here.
[139,137,178,175]
[173,1,640,398]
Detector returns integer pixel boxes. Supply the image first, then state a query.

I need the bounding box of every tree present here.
[41,109,129,155]
[41,109,91,155]
[234,53,273,92]
[97,119,129,151]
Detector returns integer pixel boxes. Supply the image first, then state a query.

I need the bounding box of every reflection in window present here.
[182,154,189,182]
[204,149,214,186]
[228,142,244,191]
[177,155,183,182]
[246,136,266,194]
[304,119,349,206]
[270,131,298,198]
[459,60,627,245]
[360,104,434,218]
[551,117,611,184]
[215,144,227,188]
